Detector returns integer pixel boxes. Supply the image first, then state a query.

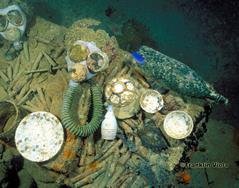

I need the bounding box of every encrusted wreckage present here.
[0,15,213,187]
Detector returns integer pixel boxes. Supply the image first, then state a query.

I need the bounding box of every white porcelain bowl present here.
[140,89,164,113]
[163,110,193,139]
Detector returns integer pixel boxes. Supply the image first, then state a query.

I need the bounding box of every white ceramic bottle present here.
[101,105,118,140]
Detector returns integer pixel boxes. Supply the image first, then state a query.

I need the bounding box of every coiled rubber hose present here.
[61,84,103,137]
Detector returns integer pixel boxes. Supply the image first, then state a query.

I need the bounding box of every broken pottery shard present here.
[137,46,228,104]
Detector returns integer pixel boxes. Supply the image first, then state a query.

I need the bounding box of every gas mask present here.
[65,40,109,82]
[0,4,26,50]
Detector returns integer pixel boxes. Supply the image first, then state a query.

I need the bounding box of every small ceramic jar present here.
[101,105,117,140]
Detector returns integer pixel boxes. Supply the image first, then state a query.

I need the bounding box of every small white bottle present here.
[101,105,118,140]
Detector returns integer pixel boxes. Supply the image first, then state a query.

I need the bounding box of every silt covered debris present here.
[0,12,212,188]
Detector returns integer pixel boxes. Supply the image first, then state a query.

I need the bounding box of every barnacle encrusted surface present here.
[137,120,168,153]
[69,44,90,62]
[64,18,119,68]
[138,45,228,104]
[0,0,33,24]
[0,0,22,8]
[65,18,118,52]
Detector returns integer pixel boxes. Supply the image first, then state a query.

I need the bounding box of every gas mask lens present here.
[0,15,8,32]
[87,52,105,73]
[7,9,24,26]
[69,44,90,62]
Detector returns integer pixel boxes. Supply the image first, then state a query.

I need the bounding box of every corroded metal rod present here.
[25,65,66,74]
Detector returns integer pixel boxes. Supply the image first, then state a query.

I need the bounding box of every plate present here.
[15,111,64,162]
[140,89,164,113]
[163,110,193,139]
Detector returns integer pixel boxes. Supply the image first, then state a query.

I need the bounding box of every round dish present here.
[140,89,164,113]
[15,111,64,162]
[163,110,193,139]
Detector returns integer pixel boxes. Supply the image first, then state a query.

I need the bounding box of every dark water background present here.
[27,0,239,126]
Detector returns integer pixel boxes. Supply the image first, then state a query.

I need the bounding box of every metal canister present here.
[105,77,140,119]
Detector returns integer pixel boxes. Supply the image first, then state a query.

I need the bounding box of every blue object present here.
[131,51,145,65]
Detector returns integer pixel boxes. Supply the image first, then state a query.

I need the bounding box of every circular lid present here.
[15,112,64,162]
[140,89,164,113]
[163,110,193,139]
[7,9,24,26]
[0,15,8,32]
